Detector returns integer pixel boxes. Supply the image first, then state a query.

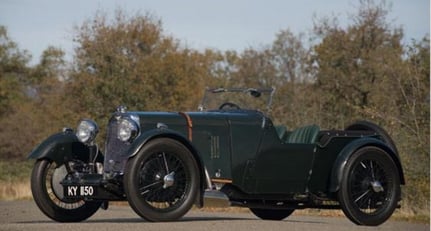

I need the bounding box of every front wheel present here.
[338,146,400,226]
[250,208,295,220]
[124,138,200,222]
[31,159,101,222]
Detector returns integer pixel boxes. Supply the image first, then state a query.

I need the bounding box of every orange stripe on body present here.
[178,112,193,141]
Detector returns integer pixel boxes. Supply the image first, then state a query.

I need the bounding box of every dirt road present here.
[0,201,428,231]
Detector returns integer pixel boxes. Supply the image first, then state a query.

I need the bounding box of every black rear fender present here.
[345,120,399,154]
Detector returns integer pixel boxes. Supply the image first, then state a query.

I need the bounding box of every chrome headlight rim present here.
[117,117,140,142]
[76,119,99,145]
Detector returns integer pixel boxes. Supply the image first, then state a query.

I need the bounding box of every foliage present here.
[0,26,30,115]
[68,10,211,124]
[0,27,71,159]
[0,160,32,181]
[310,1,429,213]
[312,0,404,127]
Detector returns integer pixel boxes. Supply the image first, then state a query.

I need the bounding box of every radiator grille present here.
[104,119,130,174]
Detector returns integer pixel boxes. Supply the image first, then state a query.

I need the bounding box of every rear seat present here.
[285,124,320,144]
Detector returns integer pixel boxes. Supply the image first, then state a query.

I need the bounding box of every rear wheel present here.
[124,138,200,222]
[250,208,295,220]
[31,159,101,222]
[338,147,400,226]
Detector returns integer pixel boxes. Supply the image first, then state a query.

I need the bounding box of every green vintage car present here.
[29,87,404,226]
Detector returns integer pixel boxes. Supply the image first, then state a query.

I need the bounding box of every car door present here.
[228,112,267,191]
[249,125,316,194]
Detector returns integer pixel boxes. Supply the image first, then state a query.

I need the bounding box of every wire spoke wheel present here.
[350,159,388,214]
[45,161,85,209]
[124,138,199,222]
[338,147,400,226]
[31,159,101,222]
[138,152,188,211]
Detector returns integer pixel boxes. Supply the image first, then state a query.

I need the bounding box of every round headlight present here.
[117,118,139,142]
[76,119,99,144]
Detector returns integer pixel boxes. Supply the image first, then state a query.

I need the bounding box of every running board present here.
[203,190,231,207]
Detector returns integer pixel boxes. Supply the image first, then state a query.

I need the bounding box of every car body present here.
[29,87,404,226]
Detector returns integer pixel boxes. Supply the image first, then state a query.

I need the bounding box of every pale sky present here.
[0,0,429,65]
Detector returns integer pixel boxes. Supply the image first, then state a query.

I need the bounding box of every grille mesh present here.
[104,119,130,174]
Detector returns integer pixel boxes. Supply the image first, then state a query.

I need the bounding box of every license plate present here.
[65,185,96,197]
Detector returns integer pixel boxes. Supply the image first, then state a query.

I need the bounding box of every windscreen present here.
[198,87,275,112]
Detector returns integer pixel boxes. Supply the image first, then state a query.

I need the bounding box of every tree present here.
[0,26,75,159]
[0,26,31,159]
[311,0,429,214]
[272,30,309,84]
[270,29,318,127]
[219,29,318,127]
[399,37,429,154]
[311,0,404,128]
[0,25,30,115]
[68,10,210,122]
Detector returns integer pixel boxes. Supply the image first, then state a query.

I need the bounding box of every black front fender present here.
[28,130,101,165]
[329,137,405,192]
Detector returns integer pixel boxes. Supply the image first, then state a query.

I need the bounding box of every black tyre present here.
[31,159,101,222]
[124,138,200,222]
[338,147,400,226]
[250,208,295,220]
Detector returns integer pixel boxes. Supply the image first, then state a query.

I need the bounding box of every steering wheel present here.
[219,102,241,110]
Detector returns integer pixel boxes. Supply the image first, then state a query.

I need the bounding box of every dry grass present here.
[0,160,33,201]
[0,179,32,201]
